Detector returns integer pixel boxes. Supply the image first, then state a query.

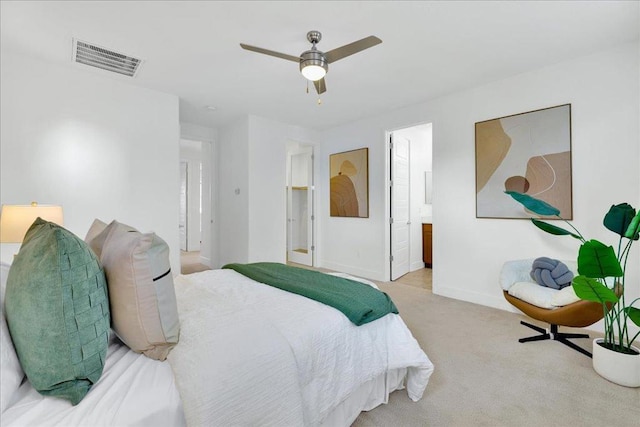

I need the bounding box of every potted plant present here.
[506,191,640,387]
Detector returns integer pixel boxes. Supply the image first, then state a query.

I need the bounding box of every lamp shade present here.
[301,64,326,81]
[0,203,64,243]
[299,50,328,82]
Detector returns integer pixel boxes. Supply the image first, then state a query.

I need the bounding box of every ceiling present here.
[1,1,638,131]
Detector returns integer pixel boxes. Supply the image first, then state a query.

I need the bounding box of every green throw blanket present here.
[222,262,398,326]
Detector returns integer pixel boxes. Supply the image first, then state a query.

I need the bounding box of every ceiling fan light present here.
[301,64,326,81]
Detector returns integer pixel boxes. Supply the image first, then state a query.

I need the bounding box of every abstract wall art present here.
[330,148,369,218]
[475,104,572,219]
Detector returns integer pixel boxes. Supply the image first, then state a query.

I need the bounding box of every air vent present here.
[73,39,143,78]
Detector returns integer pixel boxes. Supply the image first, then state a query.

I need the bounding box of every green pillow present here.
[5,218,110,405]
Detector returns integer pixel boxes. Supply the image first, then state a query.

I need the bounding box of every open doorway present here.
[286,144,314,267]
[179,138,212,274]
[388,123,433,287]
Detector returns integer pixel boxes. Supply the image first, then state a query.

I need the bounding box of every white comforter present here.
[2,334,185,427]
[168,269,433,426]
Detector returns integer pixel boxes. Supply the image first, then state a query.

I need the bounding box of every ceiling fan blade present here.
[324,36,382,63]
[314,77,327,95]
[239,43,301,62]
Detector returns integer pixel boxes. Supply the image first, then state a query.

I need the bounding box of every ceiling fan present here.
[240,31,382,95]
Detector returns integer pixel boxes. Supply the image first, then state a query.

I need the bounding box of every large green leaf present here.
[577,240,623,278]
[572,276,619,304]
[624,210,640,241]
[531,218,581,239]
[624,306,640,327]
[505,191,560,216]
[603,203,637,238]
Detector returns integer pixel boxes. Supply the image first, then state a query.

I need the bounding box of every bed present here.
[1,261,434,426]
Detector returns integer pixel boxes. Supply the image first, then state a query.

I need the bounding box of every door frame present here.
[384,121,433,281]
[179,137,214,267]
[286,145,314,266]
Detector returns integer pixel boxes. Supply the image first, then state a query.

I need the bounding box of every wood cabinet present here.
[422,223,432,267]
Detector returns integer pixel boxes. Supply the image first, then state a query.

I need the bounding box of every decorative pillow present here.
[530,257,574,289]
[507,281,558,309]
[4,219,110,405]
[1,262,24,413]
[84,218,108,257]
[500,259,538,291]
[97,220,179,360]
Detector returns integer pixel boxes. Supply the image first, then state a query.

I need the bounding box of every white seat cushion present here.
[507,281,581,309]
[508,281,558,309]
[550,285,581,307]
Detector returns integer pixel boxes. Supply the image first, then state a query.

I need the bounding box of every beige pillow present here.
[85,219,108,258]
[98,221,180,360]
[85,219,137,259]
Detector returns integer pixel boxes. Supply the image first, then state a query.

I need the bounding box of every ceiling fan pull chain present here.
[317,97,322,105]
[306,80,309,94]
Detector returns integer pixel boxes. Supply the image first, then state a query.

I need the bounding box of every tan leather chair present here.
[503,291,604,357]
[500,259,612,358]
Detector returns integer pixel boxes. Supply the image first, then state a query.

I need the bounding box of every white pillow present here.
[500,259,537,291]
[550,285,581,307]
[1,262,24,413]
[507,281,558,309]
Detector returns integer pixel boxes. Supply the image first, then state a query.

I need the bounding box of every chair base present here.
[518,321,592,358]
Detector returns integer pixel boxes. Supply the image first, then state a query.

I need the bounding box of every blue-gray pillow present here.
[5,218,110,405]
[530,257,574,290]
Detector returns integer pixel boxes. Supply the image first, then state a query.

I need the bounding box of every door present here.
[390,134,410,280]
[179,161,188,251]
[287,147,314,266]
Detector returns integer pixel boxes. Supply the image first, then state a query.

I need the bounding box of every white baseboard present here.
[410,260,426,272]
[199,255,211,267]
[434,284,512,312]
[319,260,385,282]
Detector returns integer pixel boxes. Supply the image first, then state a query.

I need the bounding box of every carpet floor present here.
[352,281,640,426]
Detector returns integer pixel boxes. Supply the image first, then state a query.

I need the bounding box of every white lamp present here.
[0,202,64,243]
[299,50,328,81]
[301,64,327,81]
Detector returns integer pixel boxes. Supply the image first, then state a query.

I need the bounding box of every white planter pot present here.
[592,339,640,388]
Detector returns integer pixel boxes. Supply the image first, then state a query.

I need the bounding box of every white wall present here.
[319,43,639,317]
[0,50,181,273]
[216,115,318,267]
[217,117,250,267]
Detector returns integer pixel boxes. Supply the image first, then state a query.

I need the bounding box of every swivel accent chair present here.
[500,259,609,358]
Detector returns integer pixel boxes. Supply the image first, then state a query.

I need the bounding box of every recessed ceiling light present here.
[205,105,217,111]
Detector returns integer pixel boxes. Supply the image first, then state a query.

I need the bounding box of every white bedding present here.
[168,269,434,426]
[1,333,186,427]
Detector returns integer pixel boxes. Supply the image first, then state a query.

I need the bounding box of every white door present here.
[179,161,188,251]
[287,148,314,266]
[391,134,410,280]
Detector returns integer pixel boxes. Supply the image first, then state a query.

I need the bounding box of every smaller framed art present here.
[330,148,369,218]
[475,104,572,219]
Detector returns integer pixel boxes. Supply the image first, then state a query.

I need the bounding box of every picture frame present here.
[330,148,369,218]
[475,104,572,219]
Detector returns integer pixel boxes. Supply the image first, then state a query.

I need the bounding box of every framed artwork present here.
[475,104,572,219]
[330,147,369,218]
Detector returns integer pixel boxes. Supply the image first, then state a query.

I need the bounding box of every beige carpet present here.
[352,281,640,426]
[180,251,211,275]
